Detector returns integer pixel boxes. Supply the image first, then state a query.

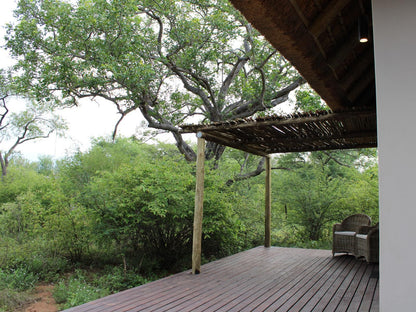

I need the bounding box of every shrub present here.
[53,271,110,309]
[93,266,151,292]
[24,255,69,282]
[0,289,32,312]
[0,267,38,291]
[0,236,70,282]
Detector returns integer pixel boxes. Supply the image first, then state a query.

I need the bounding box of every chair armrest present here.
[357,225,372,234]
[333,223,343,232]
[368,226,379,238]
[358,222,379,235]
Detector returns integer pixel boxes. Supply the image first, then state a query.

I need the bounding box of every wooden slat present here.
[285,256,349,311]
[181,110,377,155]
[334,262,369,311]
[346,266,377,312]
[64,247,379,312]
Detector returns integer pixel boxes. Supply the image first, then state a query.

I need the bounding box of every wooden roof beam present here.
[288,0,327,59]
[347,72,374,102]
[327,31,358,72]
[339,49,373,91]
[288,0,309,27]
[354,85,376,108]
[309,0,352,38]
[198,132,268,156]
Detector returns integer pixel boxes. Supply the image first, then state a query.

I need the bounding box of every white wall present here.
[373,1,416,310]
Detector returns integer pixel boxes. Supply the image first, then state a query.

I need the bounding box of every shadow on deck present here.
[65,246,379,311]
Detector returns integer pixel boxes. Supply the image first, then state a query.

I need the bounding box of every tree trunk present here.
[0,152,7,180]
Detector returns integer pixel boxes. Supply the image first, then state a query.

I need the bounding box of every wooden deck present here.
[65,246,379,311]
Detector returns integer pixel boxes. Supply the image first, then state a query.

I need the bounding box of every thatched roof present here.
[181,109,376,156]
[229,0,375,113]
[181,0,377,155]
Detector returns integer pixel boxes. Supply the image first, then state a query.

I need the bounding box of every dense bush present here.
[0,267,38,312]
[0,268,38,291]
[53,271,110,309]
[52,267,154,309]
[93,266,152,293]
[0,289,32,312]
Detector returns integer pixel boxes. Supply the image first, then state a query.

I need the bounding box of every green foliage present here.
[53,271,110,309]
[201,168,246,258]
[93,266,151,293]
[0,267,38,291]
[337,166,379,223]
[0,288,32,312]
[0,159,50,204]
[53,138,247,270]
[43,200,94,262]
[276,166,343,241]
[52,267,153,309]
[0,236,69,282]
[272,150,379,243]
[84,148,194,269]
[294,87,328,112]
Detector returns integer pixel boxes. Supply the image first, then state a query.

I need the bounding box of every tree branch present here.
[166,63,218,120]
[322,151,351,168]
[0,96,9,131]
[228,76,306,119]
[139,7,163,56]
[137,97,197,161]
[226,157,292,186]
[6,118,55,159]
[218,56,249,106]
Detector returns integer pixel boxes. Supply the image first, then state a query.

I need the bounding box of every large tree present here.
[5,0,305,162]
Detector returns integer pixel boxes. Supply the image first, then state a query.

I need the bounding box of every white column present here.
[373,1,416,310]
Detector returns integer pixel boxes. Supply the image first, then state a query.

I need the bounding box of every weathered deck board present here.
[65,246,379,312]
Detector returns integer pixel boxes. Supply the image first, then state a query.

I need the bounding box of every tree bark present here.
[0,152,7,180]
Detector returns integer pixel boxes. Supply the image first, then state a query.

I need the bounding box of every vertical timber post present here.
[265,156,271,248]
[192,135,205,274]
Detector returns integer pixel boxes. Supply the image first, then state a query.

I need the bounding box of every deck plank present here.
[64,247,378,312]
[287,254,348,311]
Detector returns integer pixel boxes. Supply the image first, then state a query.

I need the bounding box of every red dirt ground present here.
[23,285,58,312]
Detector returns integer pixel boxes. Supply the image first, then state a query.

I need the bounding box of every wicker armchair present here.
[355,223,379,263]
[332,214,371,256]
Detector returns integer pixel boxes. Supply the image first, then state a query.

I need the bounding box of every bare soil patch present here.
[22,285,58,312]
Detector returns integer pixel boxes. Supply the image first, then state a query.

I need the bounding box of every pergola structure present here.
[181,0,377,275]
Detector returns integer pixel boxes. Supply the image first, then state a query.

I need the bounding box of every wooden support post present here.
[192,136,205,274]
[265,156,272,248]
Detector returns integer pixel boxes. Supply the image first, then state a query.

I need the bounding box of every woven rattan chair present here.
[332,214,371,256]
[355,223,379,263]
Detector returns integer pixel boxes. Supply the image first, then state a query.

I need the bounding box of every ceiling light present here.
[359,15,369,43]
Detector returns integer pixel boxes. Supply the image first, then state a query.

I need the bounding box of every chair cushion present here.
[356,234,368,239]
[334,231,356,236]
